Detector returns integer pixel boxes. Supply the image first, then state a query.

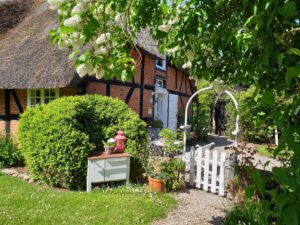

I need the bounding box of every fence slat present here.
[203,149,210,191]
[211,150,218,193]
[196,147,202,188]
[189,146,196,186]
[218,152,226,196]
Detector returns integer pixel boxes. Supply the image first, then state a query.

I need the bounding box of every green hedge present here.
[19,95,147,189]
[0,135,23,168]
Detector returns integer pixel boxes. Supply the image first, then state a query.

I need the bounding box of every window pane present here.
[31,98,36,106]
[44,98,50,104]
[31,90,36,97]
[36,90,41,97]
[44,89,50,97]
[50,89,56,97]
[36,98,41,105]
[157,60,163,67]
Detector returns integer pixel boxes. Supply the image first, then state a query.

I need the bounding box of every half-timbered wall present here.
[0,87,77,137]
[86,49,195,121]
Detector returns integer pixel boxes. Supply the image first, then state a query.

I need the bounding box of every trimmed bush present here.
[0,135,23,168]
[19,95,147,189]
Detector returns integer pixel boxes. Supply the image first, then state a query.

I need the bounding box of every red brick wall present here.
[0,87,77,138]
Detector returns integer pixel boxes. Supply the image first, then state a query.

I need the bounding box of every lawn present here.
[0,173,175,225]
[255,145,273,157]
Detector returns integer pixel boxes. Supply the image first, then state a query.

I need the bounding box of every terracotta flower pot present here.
[148,177,166,192]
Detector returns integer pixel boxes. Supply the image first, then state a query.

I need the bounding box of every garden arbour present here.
[181,85,239,196]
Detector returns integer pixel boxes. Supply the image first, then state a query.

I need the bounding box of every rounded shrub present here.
[19,95,147,189]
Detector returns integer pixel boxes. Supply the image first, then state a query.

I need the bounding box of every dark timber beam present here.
[106,80,111,96]
[125,87,135,104]
[139,54,145,118]
[11,89,24,113]
[175,68,178,89]
[4,90,10,136]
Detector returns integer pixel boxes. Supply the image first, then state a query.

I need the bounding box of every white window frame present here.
[156,78,165,88]
[27,88,59,107]
[155,58,167,71]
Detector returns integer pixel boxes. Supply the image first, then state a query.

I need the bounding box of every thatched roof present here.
[0,0,75,89]
[0,0,163,89]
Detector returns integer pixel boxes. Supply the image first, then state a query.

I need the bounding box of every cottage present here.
[0,0,195,136]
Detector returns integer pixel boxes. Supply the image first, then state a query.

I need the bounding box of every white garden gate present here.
[181,84,238,196]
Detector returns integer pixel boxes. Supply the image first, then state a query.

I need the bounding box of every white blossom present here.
[95,33,111,45]
[76,64,94,77]
[186,50,195,61]
[168,16,180,25]
[105,3,114,15]
[58,40,68,50]
[48,0,65,10]
[94,66,105,79]
[94,46,108,55]
[182,61,192,69]
[107,138,116,143]
[166,45,180,56]
[115,13,122,24]
[158,24,172,33]
[72,3,87,14]
[63,15,81,27]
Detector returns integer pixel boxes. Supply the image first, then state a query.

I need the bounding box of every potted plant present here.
[146,156,169,192]
[146,129,186,192]
[103,138,116,154]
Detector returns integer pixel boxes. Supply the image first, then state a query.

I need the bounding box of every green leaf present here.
[251,170,266,197]
[244,15,256,26]
[286,66,300,86]
[282,204,298,225]
[60,26,77,34]
[69,50,78,59]
[288,48,300,56]
[262,90,274,107]
[245,185,256,200]
[277,53,284,65]
[272,167,298,191]
[278,1,298,17]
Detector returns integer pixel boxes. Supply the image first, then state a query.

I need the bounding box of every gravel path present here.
[153,189,233,225]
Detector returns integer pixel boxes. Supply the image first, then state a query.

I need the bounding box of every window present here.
[27,89,59,107]
[156,78,166,88]
[155,58,167,71]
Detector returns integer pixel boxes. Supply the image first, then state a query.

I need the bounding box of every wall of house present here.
[0,87,77,138]
[86,50,195,122]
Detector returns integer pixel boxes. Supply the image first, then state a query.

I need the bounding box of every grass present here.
[256,145,273,157]
[0,173,176,225]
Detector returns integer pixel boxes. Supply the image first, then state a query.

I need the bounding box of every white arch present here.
[182,87,239,153]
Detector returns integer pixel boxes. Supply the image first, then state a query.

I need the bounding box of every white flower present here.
[94,46,108,55]
[48,0,65,10]
[105,3,114,15]
[168,16,180,25]
[94,66,105,79]
[182,61,192,69]
[76,64,94,77]
[166,45,180,56]
[115,13,122,24]
[186,50,195,61]
[158,24,172,33]
[95,33,111,45]
[58,40,68,50]
[63,15,81,27]
[107,138,116,143]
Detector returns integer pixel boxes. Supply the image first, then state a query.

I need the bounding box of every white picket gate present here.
[184,144,234,196]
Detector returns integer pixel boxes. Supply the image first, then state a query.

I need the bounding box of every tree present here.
[48,0,299,223]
